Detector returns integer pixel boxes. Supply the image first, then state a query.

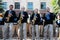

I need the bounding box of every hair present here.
[9,5,13,7]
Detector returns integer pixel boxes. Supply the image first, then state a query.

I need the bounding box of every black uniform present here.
[0,14,4,25]
[43,12,56,40]
[30,13,40,25]
[4,10,17,23]
[39,15,43,25]
[43,12,56,25]
[19,11,28,23]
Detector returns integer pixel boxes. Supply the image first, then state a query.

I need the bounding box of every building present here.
[2,0,52,12]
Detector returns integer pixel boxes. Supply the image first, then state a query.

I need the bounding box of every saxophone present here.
[7,11,12,22]
[32,14,36,25]
[27,14,30,23]
[6,13,11,28]
[7,14,11,22]
[18,12,23,25]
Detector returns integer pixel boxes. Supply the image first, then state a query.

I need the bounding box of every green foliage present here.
[58,0,60,6]
[0,6,4,13]
[0,0,4,13]
[50,0,60,13]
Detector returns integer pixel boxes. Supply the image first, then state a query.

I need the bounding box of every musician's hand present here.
[8,14,12,17]
[22,15,25,17]
[32,20,34,23]
[43,19,45,22]
[18,20,20,23]
[6,17,9,21]
[6,17,8,19]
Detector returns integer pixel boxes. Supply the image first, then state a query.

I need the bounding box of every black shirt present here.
[19,11,28,23]
[4,10,17,23]
[30,13,40,25]
[43,12,56,25]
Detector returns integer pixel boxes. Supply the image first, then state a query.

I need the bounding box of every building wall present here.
[2,0,52,12]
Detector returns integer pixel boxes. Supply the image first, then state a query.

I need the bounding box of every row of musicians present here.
[0,5,60,40]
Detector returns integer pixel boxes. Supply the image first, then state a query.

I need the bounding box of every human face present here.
[9,5,13,10]
[21,7,25,12]
[34,9,38,14]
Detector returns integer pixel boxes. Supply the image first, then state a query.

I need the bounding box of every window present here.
[27,2,33,10]
[15,2,20,9]
[0,2,2,5]
[41,2,46,9]
[0,0,2,2]
[2,2,7,10]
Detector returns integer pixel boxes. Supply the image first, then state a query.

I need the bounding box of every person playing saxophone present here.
[4,5,16,40]
[55,13,60,40]
[30,8,40,40]
[18,7,28,40]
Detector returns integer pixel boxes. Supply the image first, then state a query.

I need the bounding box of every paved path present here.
[0,38,59,40]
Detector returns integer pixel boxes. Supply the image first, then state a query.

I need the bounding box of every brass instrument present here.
[27,14,30,23]
[7,16,10,22]
[7,11,12,22]
[32,14,36,25]
[7,14,11,22]
[18,12,23,25]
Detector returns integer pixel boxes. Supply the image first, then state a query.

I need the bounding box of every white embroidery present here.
[57,20,60,23]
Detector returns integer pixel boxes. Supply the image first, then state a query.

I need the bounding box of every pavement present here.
[0,38,59,40]
[0,37,60,40]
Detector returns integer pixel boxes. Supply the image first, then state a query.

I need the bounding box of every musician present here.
[55,13,60,40]
[4,5,16,39]
[19,7,28,40]
[27,10,33,36]
[30,9,40,40]
[43,7,56,40]
[0,13,5,39]
[39,13,44,36]
[12,10,20,39]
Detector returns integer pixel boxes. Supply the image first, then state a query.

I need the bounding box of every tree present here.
[58,0,60,6]
[51,0,60,14]
[0,0,4,13]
